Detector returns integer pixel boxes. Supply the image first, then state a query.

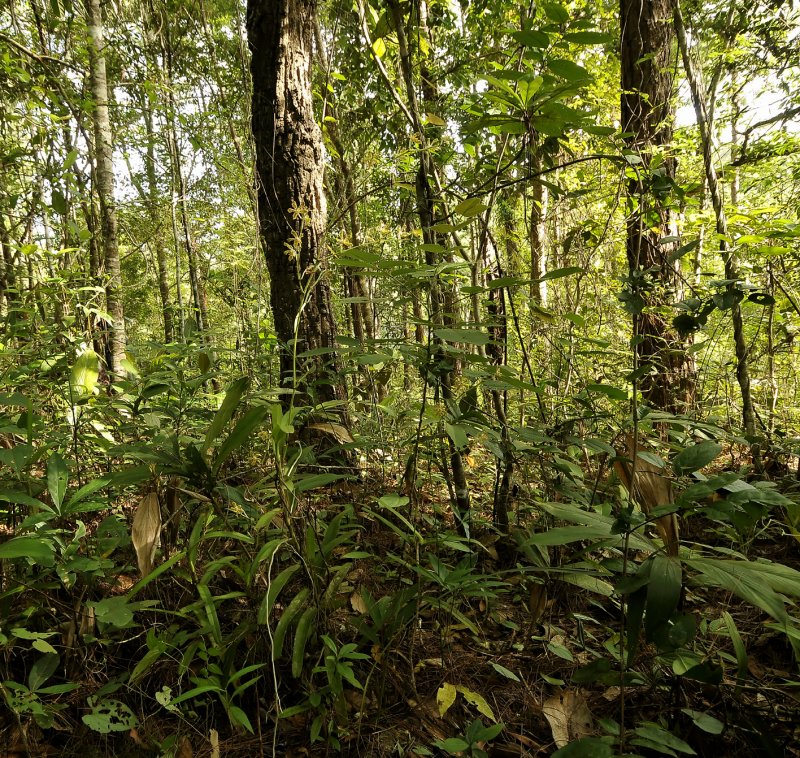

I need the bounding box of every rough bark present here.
[620,0,694,413]
[248,0,347,412]
[85,0,126,376]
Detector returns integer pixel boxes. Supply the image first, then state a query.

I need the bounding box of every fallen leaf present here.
[437,682,457,717]
[176,735,193,758]
[542,690,593,748]
[350,591,368,614]
[529,583,547,624]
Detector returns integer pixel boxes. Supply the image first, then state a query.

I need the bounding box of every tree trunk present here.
[248,0,348,413]
[672,0,755,437]
[620,0,694,413]
[85,0,126,377]
[143,101,174,343]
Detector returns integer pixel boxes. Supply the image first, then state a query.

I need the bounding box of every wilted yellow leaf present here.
[436,682,457,717]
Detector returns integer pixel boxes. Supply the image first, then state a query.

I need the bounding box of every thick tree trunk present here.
[85,0,126,376]
[248,0,347,412]
[620,0,694,413]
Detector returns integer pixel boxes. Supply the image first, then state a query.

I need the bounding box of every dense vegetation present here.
[2,0,800,755]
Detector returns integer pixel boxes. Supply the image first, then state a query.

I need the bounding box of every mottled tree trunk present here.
[85,0,126,376]
[620,0,694,413]
[248,0,347,412]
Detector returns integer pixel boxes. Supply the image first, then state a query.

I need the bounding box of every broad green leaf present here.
[633,724,697,755]
[436,738,470,753]
[548,59,590,82]
[510,29,550,48]
[445,422,469,451]
[28,653,59,691]
[65,476,111,509]
[47,453,69,510]
[586,383,627,401]
[202,377,249,455]
[552,738,614,757]
[672,441,721,474]
[453,197,486,217]
[681,709,724,735]
[70,348,100,395]
[543,2,569,22]
[0,536,55,564]
[563,31,611,44]
[646,555,682,640]
[434,328,490,345]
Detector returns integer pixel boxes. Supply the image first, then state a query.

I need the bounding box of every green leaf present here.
[70,348,100,395]
[437,682,458,716]
[82,699,138,733]
[681,709,724,735]
[548,59,590,82]
[0,536,55,564]
[510,29,550,48]
[539,266,582,281]
[445,422,469,450]
[687,558,787,622]
[668,239,699,262]
[434,328,490,345]
[28,653,59,691]
[213,405,269,474]
[633,724,697,754]
[586,383,627,401]
[646,555,682,641]
[490,663,520,681]
[51,189,67,215]
[552,738,614,757]
[563,30,611,44]
[47,453,69,510]
[90,596,135,629]
[672,441,721,474]
[543,2,569,22]
[202,377,249,455]
[435,738,470,753]
[456,684,496,720]
[453,197,486,217]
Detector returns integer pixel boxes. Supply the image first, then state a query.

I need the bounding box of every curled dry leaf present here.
[542,689,593,748]
[529,582,548,624]
[350,591,368,614]
[131,492,161,577]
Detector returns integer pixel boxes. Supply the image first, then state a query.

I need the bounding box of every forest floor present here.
[2,473,800,758]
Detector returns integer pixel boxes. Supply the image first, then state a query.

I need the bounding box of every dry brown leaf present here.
[175,735,193,758]
[131,492,161,577]
[307,422,354,444]
[529,583,548,624]
[542,690,593,748]
[350,591,368,614]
